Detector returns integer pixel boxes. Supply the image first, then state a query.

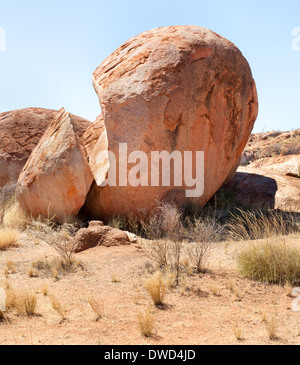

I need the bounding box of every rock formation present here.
[84,25,258,219]
[0,108,91,188]
[16,108,93,220]
[72,220,131,253]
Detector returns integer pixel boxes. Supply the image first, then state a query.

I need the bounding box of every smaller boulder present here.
[16,108,93,221]
[73,221,131,253]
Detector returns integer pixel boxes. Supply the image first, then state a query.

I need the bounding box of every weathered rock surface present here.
[225,166,300,211]
[82,114,105,157]
[248,155,300,177]
[0,108,91,188]
[85,25,258,219]
[16,108,93,220]
[72,220,131,253]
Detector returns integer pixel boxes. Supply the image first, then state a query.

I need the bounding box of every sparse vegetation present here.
[233,325,243,341]
[137,307,155,338]
[0,228,19,250]
[265,314,278,340]
[145,271,166,306]
[27,220,79,267]
[237,238,300,285]
[2,203,31,230]
[5,288,37,316]
[31,256,82,278]
[88,296,104,321]
[226,209,298,241]
[50,296,67,323]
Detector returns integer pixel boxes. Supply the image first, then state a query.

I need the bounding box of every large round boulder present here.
[85,25,258,219]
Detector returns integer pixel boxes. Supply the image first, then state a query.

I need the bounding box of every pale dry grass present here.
[88,296,104,321]
[265,314,278,340]
[227,209,298,241]
[50,296,67,322]
[31,256,82,278]
[2,203,31,229]
[0,228,20,250]
[237,238,300,285]
[5,288,37,316]
[137,307,155,338]
[145,271,166,306]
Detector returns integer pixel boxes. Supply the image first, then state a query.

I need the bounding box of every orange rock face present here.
[0,108,91,188]
[16,109,93,220]
[86,25,259,219]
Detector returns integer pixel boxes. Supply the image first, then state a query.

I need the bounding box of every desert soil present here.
[0,233,300,345]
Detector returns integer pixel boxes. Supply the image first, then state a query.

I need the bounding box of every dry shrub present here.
[137,307,155,337]
[237,238,300,285]
[0,228,20,250]
[226,209,298,241]
[27,220,79,266]
[148,239,171,269]
[142,201,184,241]
[88,296,104,321]
[184,217,222,272]
[145,271,166,306]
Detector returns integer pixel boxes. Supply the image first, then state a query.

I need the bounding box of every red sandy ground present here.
[0,233,299,345]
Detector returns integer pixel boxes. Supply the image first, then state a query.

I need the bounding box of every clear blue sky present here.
[0,0,299,132]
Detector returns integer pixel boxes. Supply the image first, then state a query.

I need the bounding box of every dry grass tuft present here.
[233,325,243,341]
[31,256,82,278]
[2,203,31,230]
[137,307,155,337]
[5,288,37,316]
[0,228,20,250]
[50,296,67,322]
[265,314,278,340]
[88,296,104,321]
[41,284,48,296]
[226,209,298,241]
[237,238,300,285]
[145,271,166,306]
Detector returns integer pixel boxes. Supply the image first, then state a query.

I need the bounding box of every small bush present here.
[237,239,300,285]
[184,217,222,273]
[27,220,79,266]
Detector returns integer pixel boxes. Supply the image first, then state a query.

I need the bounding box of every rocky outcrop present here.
[72,220,131,253]
[16,108,93,221]
[0,108,91,188]
[85,25,258,219]
[248,155,300,177]
[225,166,300,211]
